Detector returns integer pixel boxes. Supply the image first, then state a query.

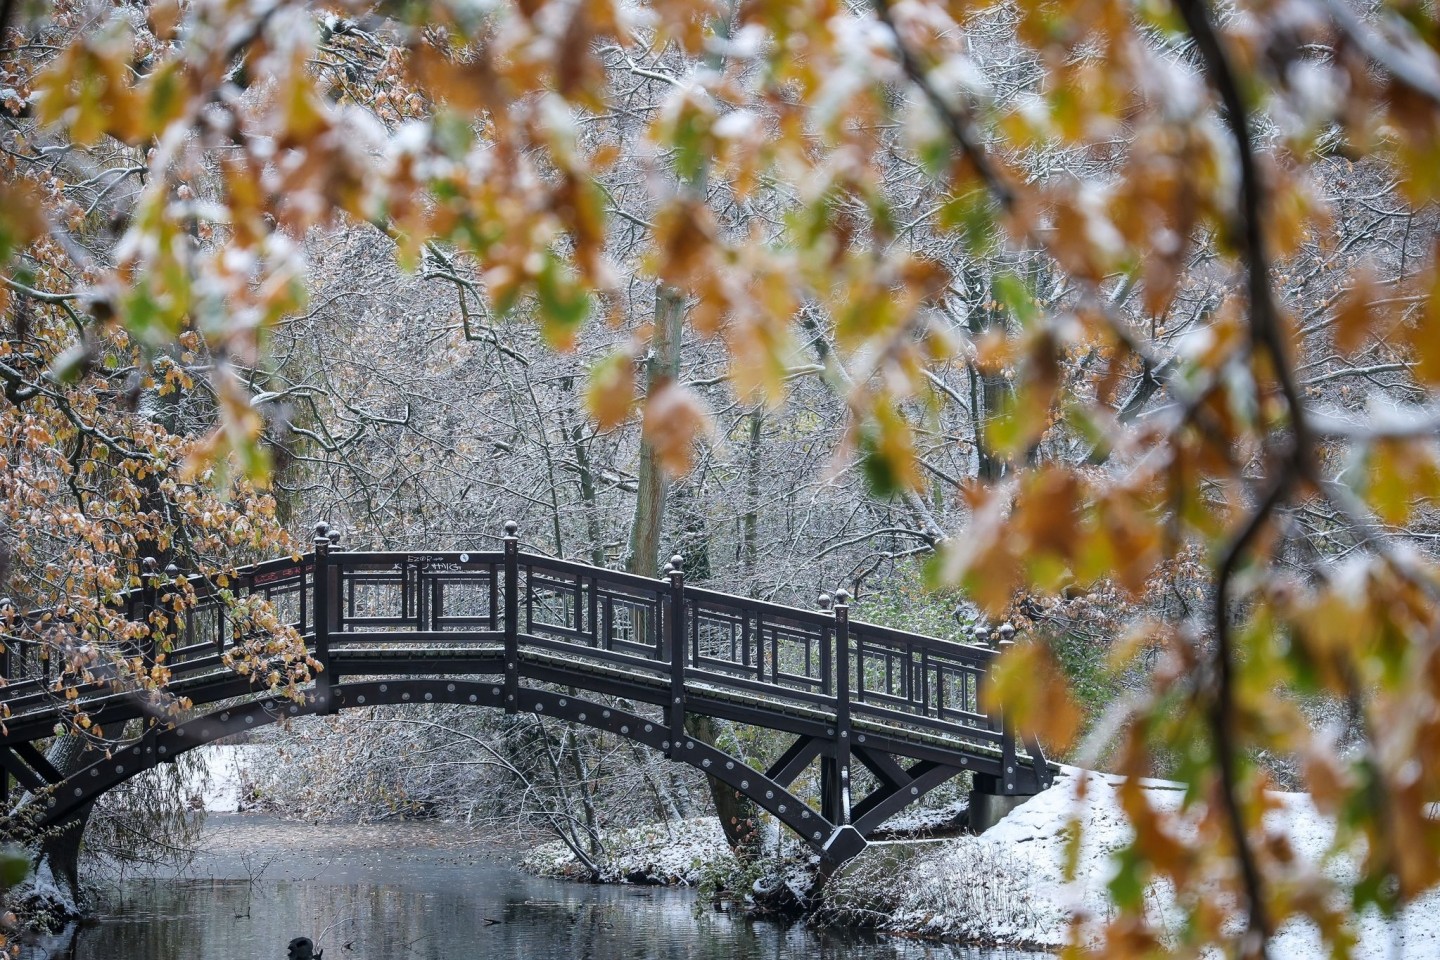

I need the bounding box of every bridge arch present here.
[35,679,872,864]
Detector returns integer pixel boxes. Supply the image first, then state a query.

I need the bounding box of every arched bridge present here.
[0,523,1054,868]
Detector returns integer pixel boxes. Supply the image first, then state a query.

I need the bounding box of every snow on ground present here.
[858,769,1160,947]
[871,798,968,835]
[1263,791,1440,959]
[860,769,1440,956]
[522,817,735,886]
[185,744,263,812]
[524,769,1440,956]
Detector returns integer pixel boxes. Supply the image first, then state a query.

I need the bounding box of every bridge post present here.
[503,521,520,715]
[971,622,1023,826]
[997,623,1018,794]
[163,562,181,653]
[0,598,10,808]
[664,555,685,759]
[826,589,853,826]
[148,564,183,764]
[127,558,160,771]
[312,523,336,714]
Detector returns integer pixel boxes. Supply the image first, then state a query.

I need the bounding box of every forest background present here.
[3,0,1440,957]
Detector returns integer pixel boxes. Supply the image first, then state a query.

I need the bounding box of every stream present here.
[23,814,1049,960]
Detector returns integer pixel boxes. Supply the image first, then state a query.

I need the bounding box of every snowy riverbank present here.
[184,744,264,813]
[522,817,735,885]
[525,769,1440,956]
[858,769,1440,956]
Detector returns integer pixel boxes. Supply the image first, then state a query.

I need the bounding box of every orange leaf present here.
[585,350,637,429]
[1334,267,1377,355]
[985,641,1082,754]
[641,382,712,476]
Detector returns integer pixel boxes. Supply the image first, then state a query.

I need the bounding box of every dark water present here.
[27,816,1047,960]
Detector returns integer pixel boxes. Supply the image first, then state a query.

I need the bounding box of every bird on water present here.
[288,937,322,960]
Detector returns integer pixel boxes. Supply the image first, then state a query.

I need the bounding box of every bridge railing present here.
[0,554,316,719]
[299,539,1009,750]
[326,551,504,638]
[0,523,1034,771]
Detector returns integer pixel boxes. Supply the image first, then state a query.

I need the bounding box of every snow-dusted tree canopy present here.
[3,0,1440,955]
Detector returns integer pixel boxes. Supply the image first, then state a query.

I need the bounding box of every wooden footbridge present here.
[0,523,1053,867]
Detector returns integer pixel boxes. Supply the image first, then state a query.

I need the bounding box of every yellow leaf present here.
[985,641,1082,754]
[585,350,637,429]
[1334,267,1377,355]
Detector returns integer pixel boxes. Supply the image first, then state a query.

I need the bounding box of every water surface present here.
[30,815,1047,960]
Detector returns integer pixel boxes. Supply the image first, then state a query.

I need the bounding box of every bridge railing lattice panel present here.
[847,619,999,743]
[323,552,504,642]
[520,557,669,673]
[683,589,836,707]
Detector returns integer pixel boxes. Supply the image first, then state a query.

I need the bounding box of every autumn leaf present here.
[641,381,712,475]
[1364,438,1440,526]
[585,350,638,429]
[1333,268,1377,355]
[985,640,1082,754]
[536,250,591,350]
[858,401,923,497]
[0,180,44,265]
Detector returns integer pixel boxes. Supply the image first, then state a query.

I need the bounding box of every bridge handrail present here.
[683,585,842,630]
[847,618,994,667]
[520,552,674,595]
[326,550,503,568]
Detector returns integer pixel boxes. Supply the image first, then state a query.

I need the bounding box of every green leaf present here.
[1107,843,1146,911]
[858,422,900,498]
[992,272,1040,327]
[536,250,590,349]
[432,110,474,161]
[0,845,29,889]
[938,191,997,256]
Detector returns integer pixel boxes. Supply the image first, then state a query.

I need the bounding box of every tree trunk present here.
[742,409,763,581]
[570,420,607,568]
[626,287,685,578]
[22,734,93,915]
[968,279,1010,485]
[624,285,757,857]
[561,725,602,861]
[684,714,760,856]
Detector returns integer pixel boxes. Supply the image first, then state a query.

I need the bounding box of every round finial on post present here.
[833,588,850,606]
[165,563,180,580]
[314,521,331,539]
[503,520,519,538]
[142,557,158,577]
[973,624,991,646]
[669,554,684,570]
[817,592,833,612]
[661,561,674,577]
[997,622,1016,648]
[327,528,341,548]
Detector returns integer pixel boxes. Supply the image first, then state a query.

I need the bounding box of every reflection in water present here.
[26,817,1049,960]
